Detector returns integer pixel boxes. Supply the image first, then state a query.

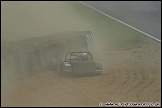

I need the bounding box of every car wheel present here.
[60,65,68,76]
[60,65,64,73]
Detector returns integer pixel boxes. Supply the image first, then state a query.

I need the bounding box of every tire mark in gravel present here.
[96,72,114,92]
[115,69,138,99]
[96,72,115,90]
[109,69,122,85]
[120,70,137,95]
[125,69,145,99]
[108,72,116,86]
[115,69,131,90]
[108,69,131,94]
[136,70,155,102]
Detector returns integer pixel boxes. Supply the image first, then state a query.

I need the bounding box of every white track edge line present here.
[78,1,161,43]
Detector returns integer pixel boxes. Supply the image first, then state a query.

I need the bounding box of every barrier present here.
[1,31,94,88]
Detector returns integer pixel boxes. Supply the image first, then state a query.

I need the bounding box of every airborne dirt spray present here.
[1,1,106,106]
[1,1,161,107]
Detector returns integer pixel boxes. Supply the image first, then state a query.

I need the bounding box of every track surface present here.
[2,38,161,107]
[81,1,161,40]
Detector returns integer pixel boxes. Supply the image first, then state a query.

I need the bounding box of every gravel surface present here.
[2,37,161,107]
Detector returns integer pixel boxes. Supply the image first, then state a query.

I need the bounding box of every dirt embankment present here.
[1,37,161,107]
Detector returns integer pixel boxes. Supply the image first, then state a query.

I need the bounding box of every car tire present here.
[60,65,68,76]
[59,65,64,73]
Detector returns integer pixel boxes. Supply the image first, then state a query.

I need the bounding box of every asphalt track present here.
[1,2,161,107]
[80,1,161,41]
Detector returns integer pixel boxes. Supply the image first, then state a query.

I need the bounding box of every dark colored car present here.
[59,52,103,75]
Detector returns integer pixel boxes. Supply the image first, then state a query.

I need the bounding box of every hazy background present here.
[1,1,144,50]
[1,1,161,106]
[1,1,92,41]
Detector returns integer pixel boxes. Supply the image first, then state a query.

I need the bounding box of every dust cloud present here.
[1,1,92,41]
[1,1,96,93]
[1,1,161,107]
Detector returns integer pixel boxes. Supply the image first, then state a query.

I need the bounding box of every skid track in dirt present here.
[2,68,160,107]
[2,38,161,107]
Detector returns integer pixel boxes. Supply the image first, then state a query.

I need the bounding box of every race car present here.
[59,52,103,75]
